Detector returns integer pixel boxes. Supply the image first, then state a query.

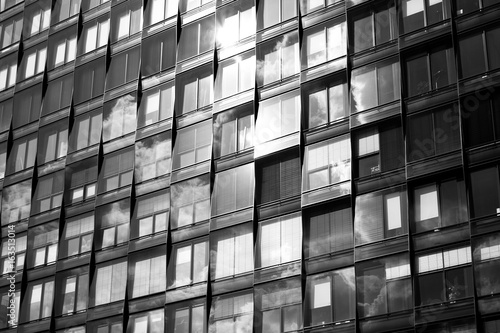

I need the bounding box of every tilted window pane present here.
[209,291,253,333]
[171,175,210,228]
[102,93,137,141]
[37,120,68,165]
[1,181,31,224]
[213,104,253,158]
[168,239,208,288]
[106,46,140,90]
[176,65,213,114]
[257,213,302,268]
[94,260,127,305]
[356,254,412,317]
[178,15,215,61]
[212,163,254,216]
[98,148,134,193]
[69,109,102,152]
[305,267,355,326]
[470,166,500,218]
[307,203,352,257]
[141,28,176,76]
[74,57,106,104]
[135,132,171,182]
[216,0,255,47]
[60,213,94,258]
[172,121,211,169]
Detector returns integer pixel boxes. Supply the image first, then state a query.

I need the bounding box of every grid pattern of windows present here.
[1,2,500,332]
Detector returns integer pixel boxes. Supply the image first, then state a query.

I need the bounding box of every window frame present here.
[132,190,169,239]
[23,278,55,322]
[0,234,27,274]
[135,132,172,183]
[257,0,297,30]
[32,170,64,215]
[94,199,130,250]
[302,19,346,70]
[92,259,127,306]
[172,120,212,170]
[138,81,174,127]
[351,4,398,53]
[59,212,94,259]
[21,44,47,80]
[79,14,109,55]
[6,133,37,175]
[37,120,68,165]
[129,248,167,298]
[24,1,51,38]
[167,238,209,289]
[170,175,211,229]
[175,64,213,115]
[110,0,142,43]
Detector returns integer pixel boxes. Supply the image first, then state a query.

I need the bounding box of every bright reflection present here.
[102,94,137,141]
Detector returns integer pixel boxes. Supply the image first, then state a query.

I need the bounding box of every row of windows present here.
[1,159,499,279]
[2,0,499,95]
[2,236,499,331]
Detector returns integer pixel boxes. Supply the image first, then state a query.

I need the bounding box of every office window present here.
[357,254,412,317]
[215,51,255,100]
[473,233,500,296]
[167,238,208,288]
[6,133,37,174]
[27,221,58,268]
[406,46,456,97]
[302,20,346,69]
[0,99,12,133]
[212,163,254,216]
[178,15,215,62]
[0,234,26,273]
[58,271,88,315]
[407,105,461,161]
[127,309,164,332]
[130,248,166,298]
[106,46,140,90]
[305,267,355,327]
[303,135,351,191]
[0,55,16,91]
[257,213,302,268]
[256,31,299,86]
[355,123,404,178]
[82,0,109,12]
[216,0,255,47]
[69,109,102,152]
[304,77,347,129]
[32,171,64,215]
[132,190,169,239]
[176,65,213,114]
[351,4,397,53]
[23,279,54,322]
[209,291,253,333]
[307,203,352,258]
[145,0,177,26]
[1,181,31,224]
[42,74,73,115]
[12,84,41,128]
[98,148,134,193]
[210,224,253,280]
[141,28,176,77]
[166,298,206,333]
[37,120,68,165]
[20,45,46,80]
[351,58,400,112]
[111,0,141,42]
[48,28,77,69]
[102,93,137,142]
[172,121,211,169]
[257,0,297,30]
[255,278,302,333]
[401,0,447,33]
[463,93,500,148]
[171,175,210,229]
[80,15,109,54]
[255,90,300,145]
[0,289,20,327]
[416,246,473,305]
[413,177,467,232]
[455,0,500,15]
[138,81,174,127]
[354,187,408,245]
[52,0,81,23]
[213,105,253,158]
[74,57,106,104]
[470,166,500,218]
[24,1,51,38]
[91,320,123,333]
[60,213,94,258]
[179,0,212,13]
[258,152,300,204]
[65,157,98,204]
[95,200,130,250]
[300,0,341,15]
[93,260,127,306]
[460,26,500,78]
[135,132,171,182]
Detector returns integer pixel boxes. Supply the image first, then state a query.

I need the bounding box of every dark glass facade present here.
[0,0,500,332]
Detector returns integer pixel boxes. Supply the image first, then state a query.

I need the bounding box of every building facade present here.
[0,0,500,332]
